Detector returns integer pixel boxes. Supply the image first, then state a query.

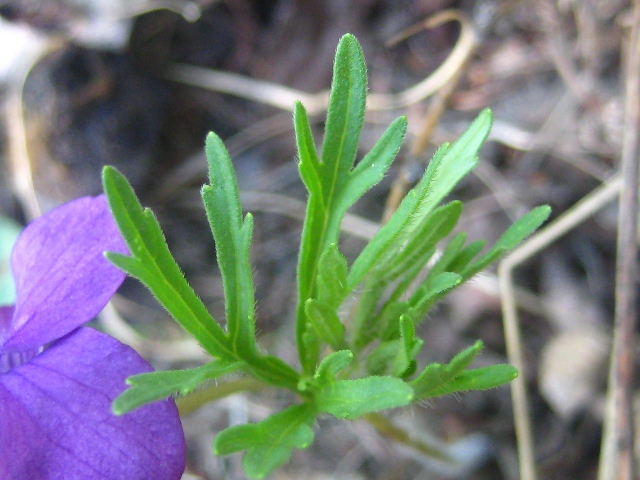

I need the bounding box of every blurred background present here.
[0,1,630,479]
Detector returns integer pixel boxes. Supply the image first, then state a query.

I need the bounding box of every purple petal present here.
[0,327,185,480]
[0,305,13,337]
[1,195,128,352]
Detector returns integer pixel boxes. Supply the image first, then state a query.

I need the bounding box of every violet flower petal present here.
[0,305,13,335]
[0,327,186,480]
[1,195,128,352]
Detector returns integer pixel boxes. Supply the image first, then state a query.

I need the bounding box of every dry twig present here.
[598,1,640,478]
[166,9,475,114]
[499,174,621,480]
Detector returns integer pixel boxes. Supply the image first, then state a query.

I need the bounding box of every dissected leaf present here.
[202,132,257,357]
[315,376,413,419]
[103,166,234,362]
[376,201,463,286]
[346,143,449,291]
[295,34,368,373]
[461,205,551,279]
[426,365,518,398]
[295,34,406,374]
[113,359,241,414]
[364,201,463,343]
[295,101,322,204]
[353,203,462,347]
[104,166,300,390]
[214,403,316,480]
[405,272,462,322]
[335,116,407,214]
[348,109,492,291]
[409,341,484,399]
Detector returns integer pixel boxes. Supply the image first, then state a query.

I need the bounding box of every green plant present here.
[103,34,550,479]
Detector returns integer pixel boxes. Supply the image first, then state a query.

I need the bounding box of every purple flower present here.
[0,195,185,479]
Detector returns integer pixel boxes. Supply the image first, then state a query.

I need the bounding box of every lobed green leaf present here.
[315,376,413,419]
[460,205,552,279]
[402,272,462,327]
[202,132,257,357]
[409,340,484,399]
[412,109,492,223]
[374,201,463,296]
[214,403,316,480]
[348,109,493,291]
[345,144,447,291]
[295,34,368,373]
[425,364,518,398]
[295,34,406,374]
[294,101,323,205]
[113,359,241,415]
[102,33,544,480]
[334,116,407,215]
[104,166,300,391]
[102,166,234,361]
[319,33,367,201]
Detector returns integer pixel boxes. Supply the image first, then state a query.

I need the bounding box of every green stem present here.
[176,377,266,416]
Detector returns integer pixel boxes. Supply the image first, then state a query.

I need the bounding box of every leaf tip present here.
[479,107,493,121]
[338,32,358,46]
[111,400,126,416]
[101,164,121,191]
[537,204,552,219]
[102,164,113,178]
